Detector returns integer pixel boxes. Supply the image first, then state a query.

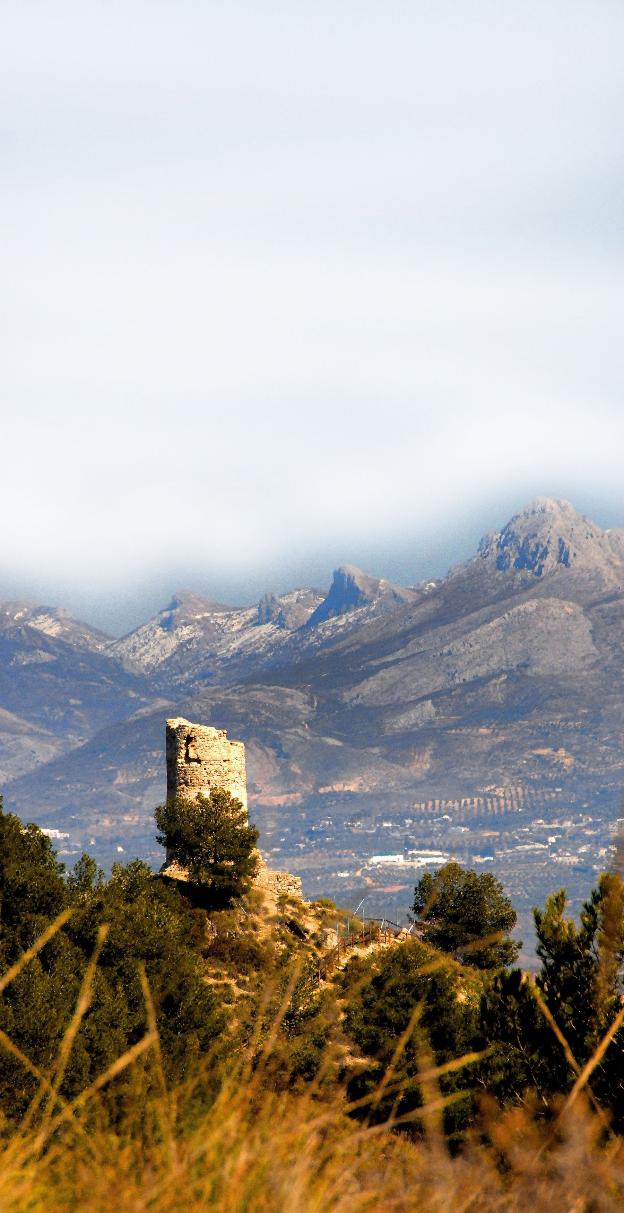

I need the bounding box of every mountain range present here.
[3,497,624,954]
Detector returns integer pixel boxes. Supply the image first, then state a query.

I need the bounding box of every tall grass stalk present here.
[0,917,622,1209]
[0,1068,621,1212]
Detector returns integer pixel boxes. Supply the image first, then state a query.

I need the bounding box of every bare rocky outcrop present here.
[477,497,623,582]
[305,565,415,629]
[256,589,320,631]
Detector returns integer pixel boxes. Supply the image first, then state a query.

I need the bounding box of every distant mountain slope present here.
[0,601,111,654]
[111,587,324,681]
[0,602,155,776]
[0,706,66,784]
[110,569,420,687]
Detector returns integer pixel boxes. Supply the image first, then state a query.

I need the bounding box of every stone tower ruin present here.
[164,716,303,900]
[166,717,248,811]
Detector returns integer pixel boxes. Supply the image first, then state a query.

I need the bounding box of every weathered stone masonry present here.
[166,717,248,811]
[165,716,302,900]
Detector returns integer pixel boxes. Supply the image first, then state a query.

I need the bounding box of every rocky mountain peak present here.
[158,591,230,632]
[0,600,110,651]
[478,498,612,579]
[305,565,413,629]
[255,590,319,631]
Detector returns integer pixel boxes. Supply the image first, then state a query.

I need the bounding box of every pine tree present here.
[155,789,259,902]
[412,862,519,969]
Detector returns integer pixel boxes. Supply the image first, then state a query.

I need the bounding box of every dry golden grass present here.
[0,916,623,1210]
[0,1073,622,1213]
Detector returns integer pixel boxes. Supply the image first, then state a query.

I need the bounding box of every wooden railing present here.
[317,918,412,979]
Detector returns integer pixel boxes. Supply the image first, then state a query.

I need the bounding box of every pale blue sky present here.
[2,2,623,632]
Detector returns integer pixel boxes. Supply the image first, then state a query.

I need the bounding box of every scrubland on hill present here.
[0,797,623,1208]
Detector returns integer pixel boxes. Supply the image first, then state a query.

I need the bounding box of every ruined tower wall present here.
[164,716,302,900]
[165,717,248,811]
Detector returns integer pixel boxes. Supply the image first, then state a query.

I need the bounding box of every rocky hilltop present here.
[478,496,624,581]
[2,497,624,951]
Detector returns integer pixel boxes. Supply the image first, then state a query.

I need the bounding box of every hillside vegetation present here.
[0,801,624,1207]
